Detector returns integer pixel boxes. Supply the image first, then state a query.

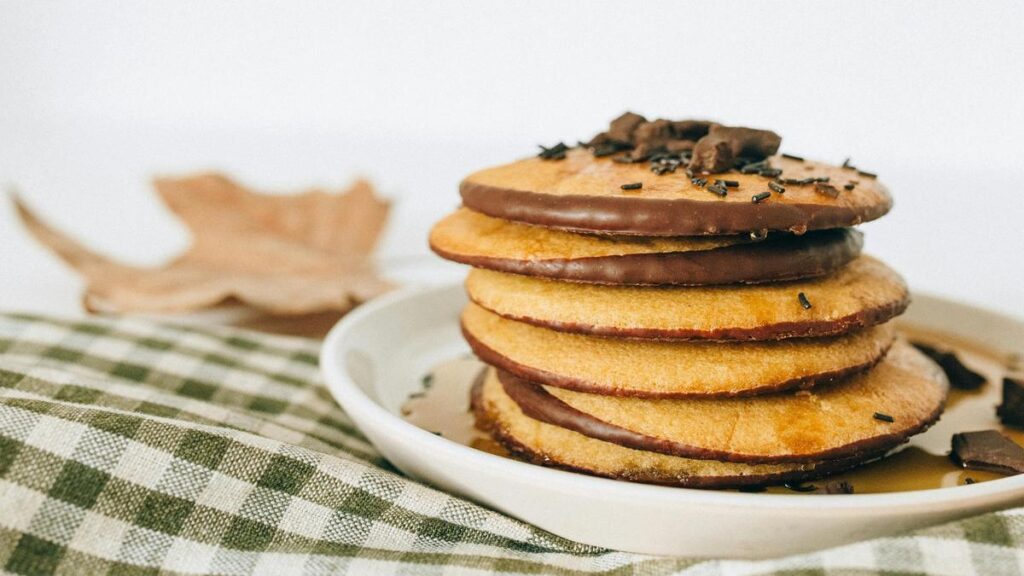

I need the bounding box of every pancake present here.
[462,302,896,397]
[460,148,891,236]
[430,208,863,286]
[497,340,948,463]
[466,256,908,341]
[472,369,889,488]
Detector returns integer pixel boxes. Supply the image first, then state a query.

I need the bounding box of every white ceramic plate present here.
[321,283,1024,558]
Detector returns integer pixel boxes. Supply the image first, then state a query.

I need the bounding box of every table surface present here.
[1,120,1021,325]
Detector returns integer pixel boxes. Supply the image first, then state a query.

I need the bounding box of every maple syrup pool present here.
[401,325,1021,494]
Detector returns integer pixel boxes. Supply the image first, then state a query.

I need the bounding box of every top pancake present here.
[461,148,892,236]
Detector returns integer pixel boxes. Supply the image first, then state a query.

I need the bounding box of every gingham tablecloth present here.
[1,313,1022,575]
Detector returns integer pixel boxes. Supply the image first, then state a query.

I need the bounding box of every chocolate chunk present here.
[606,111,647,142]
[592,140,632,157]
[950,430,1024,475]
[671,120,714,141]
[665,139,696,153]
[587,114,719,165]
[997,374,1024,429]
[631,119,676,158]
[689,125,782,174]
[538,142,569,160]
[824,480,854,494]
[690,139,735,173]
[814,182,840,199]
[911,342,986,390]
[588,112,647,148]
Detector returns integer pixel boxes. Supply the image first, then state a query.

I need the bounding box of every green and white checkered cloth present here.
[1,312,1023,575]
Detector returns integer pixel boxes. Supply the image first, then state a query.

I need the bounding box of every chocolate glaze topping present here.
[464,113,890,236]
[432,228,863,286]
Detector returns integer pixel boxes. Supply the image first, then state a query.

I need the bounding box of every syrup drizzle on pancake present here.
[402,326,1020,494]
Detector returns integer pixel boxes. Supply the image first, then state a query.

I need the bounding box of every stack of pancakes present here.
[429,122,948,489]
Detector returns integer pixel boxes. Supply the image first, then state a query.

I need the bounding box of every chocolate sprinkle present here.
[620,182,643,191]
[911,342,986,390]
[784,482,817,493]
[844,183,856,191]
[781,177,827,186]
[825,481,854,494]
[857,170,878,179]
[873,412,894,423]
[964,477,977,485]
[781,153,804,162]
[538,142,569,160]
[716,179,740,188]
[691,177,708,188]
[707,183,728,197]
[798,292,812,309]
[841,157,854,169]
[814,182,840,199]
[951,430,1024,475]
[751,191,771,203]
[768,181,785,194]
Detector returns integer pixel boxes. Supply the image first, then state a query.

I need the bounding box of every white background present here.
[1,1,1022,319]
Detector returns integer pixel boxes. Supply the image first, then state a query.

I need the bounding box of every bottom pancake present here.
[472,369,887,488]
[497,340,948,464]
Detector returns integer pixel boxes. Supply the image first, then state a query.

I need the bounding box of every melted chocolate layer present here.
[434,228,862,286]
[460,181,892,237]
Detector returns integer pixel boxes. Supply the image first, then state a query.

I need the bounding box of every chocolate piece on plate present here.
[997,374,1024,429]
[950,430,1024,475]
[911,342,986,390]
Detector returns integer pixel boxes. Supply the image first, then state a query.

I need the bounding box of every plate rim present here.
[321,282,1024,511]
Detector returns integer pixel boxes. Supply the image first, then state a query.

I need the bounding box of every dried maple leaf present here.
[14,173,393,315]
